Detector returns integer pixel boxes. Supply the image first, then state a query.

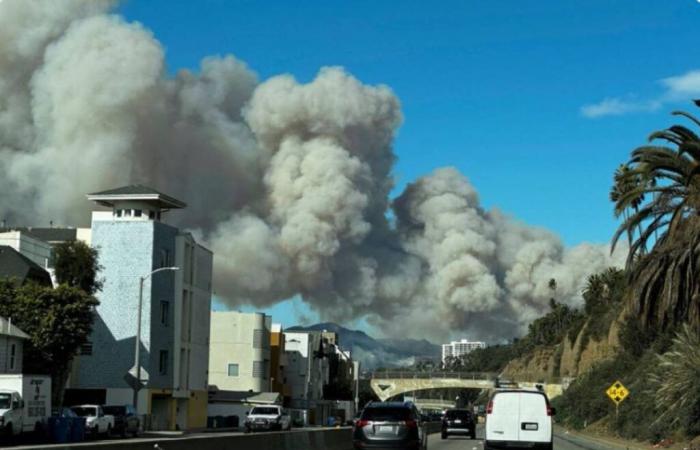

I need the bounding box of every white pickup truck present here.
[244,405,292,432]
[0,374,51,436]
[71,405,114,436]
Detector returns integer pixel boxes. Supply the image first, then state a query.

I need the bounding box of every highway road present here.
[427,425,601,450]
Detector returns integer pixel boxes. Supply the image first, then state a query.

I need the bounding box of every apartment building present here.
[441,338,486,364]
[208,311,272,392]
[70,185,213,431]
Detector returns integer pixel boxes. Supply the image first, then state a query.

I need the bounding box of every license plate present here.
[522,423,538,431]
[454,419,462,424]
[378,425,393,432]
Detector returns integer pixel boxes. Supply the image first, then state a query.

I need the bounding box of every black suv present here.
[441,408,475,440]
[103,405,139,438]
[353,402,427,449]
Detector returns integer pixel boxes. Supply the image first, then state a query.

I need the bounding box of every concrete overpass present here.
[370,371,566,402]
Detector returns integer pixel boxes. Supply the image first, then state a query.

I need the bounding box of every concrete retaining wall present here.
[15,428,353,450]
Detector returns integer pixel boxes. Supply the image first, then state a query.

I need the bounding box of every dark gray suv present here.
[352,401,427,450]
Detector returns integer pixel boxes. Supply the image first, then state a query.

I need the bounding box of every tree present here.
[649,324,700,436]
[611,101,700,331]
[0,280,98,406]
[53,241,103,295]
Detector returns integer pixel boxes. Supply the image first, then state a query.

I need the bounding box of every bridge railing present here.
[371,371,498,380]
[371,371,564,384]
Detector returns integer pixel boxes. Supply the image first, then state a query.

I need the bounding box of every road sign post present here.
[605,380,629,419]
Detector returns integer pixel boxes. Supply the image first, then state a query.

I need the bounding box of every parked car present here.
[441,408,476,439]
[352,401,427,450]
[244,405,291,432]
[485,389,554,450]
[103,405,139,437]
[70,405,114,437]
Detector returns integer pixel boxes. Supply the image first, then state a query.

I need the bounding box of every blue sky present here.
[120,0,700,328]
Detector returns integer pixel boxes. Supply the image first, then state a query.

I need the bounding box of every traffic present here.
[352,386,556,450]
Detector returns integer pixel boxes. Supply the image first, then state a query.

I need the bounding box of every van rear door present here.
[487,391,520,441]
[518,392,551,443]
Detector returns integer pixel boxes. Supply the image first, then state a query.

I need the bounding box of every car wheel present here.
[106,424,112,436]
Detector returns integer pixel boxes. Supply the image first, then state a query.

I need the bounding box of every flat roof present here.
[87,185,186,209]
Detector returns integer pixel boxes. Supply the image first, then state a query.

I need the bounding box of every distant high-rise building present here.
[442,339,486,364]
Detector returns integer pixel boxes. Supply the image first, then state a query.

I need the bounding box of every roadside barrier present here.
[13,427,353,450]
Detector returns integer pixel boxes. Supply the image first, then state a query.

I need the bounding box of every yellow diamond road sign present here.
[606,380,629,405]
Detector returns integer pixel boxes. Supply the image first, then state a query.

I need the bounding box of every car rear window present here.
[446,410,472,419]
[361,407,412,421]
[103,406,125,415]
[251,407,279,415]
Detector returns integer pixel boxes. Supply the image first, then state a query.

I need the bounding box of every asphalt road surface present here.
[427,425,597,450]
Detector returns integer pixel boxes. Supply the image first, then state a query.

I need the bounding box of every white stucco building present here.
[284,331,329,406]
[442,338,486,364]
[208,311,272,392]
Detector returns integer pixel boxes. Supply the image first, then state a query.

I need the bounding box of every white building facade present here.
[284,331,329,407]
[442,339,486,364]
[208,311,272,392]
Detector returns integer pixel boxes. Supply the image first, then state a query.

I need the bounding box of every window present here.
[159,350,168,375]
[124,209,132,217]
[115,209,123,218]
[160,249,171,268]
[253,329,267,349]
[148,210,155,220]
[134,209,142,217]
[9,344,16,370]
[253,361,265,378]
[160,301,169,326]
[227,363,239,377]
[80,342,93,356]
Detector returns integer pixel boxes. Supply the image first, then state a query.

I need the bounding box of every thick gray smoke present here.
[0,0,625,342]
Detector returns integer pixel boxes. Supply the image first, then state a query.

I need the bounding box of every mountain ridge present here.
[286,322,440,370]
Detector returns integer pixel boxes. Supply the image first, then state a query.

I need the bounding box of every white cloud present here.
[660,70,700,100]
[581,97,660,118]
[581,69,700,119]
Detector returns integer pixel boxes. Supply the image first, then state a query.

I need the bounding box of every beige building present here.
[209,311,271,392]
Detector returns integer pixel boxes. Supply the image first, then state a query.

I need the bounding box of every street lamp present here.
[133,266,179,411]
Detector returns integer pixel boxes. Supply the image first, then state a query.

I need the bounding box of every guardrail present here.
[371,371,498,380]
[370,371,564,384]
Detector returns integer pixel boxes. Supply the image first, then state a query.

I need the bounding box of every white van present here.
[484,389,554,450]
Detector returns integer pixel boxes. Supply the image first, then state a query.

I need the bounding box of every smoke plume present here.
[0,0,624,342]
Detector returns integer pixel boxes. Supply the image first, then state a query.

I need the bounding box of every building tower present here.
[71,185,213,431]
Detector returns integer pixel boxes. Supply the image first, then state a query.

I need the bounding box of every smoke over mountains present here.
[0,0,625,343]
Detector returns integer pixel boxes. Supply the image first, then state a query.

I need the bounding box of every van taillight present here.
[486,400,493,415]
[546,405,553,416]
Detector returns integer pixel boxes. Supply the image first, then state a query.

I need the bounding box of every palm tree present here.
[648,324,700,431]
[611,101,700,330]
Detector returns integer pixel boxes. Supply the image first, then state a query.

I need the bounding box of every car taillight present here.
[546,404,553,416]
[405,419,418,428]
[486,400,493,415]
[356,419,370,428]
